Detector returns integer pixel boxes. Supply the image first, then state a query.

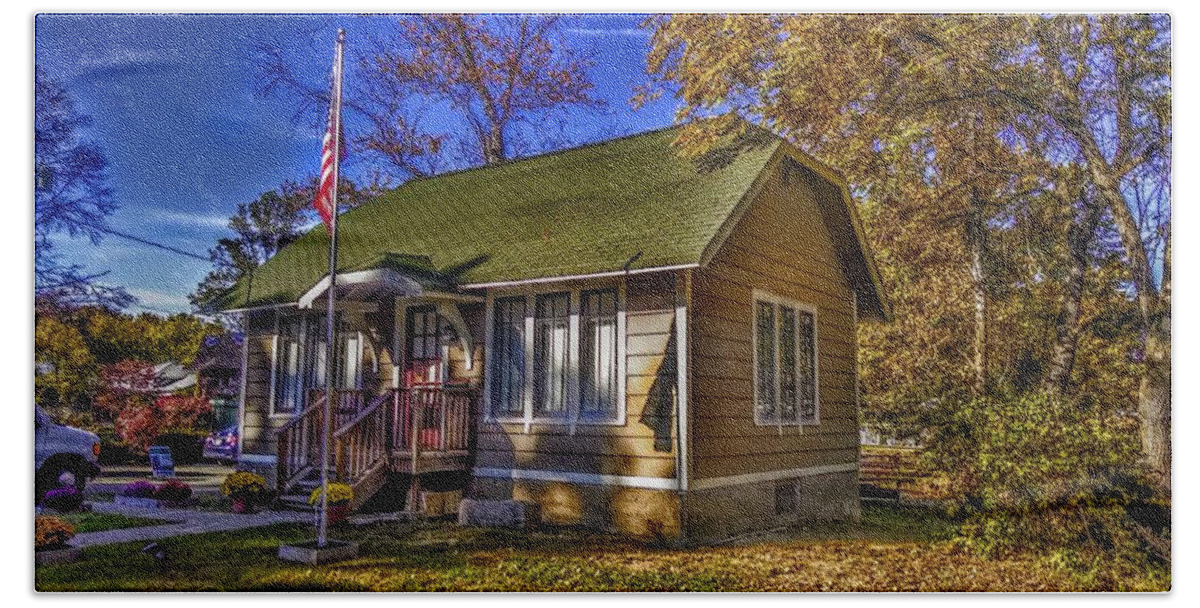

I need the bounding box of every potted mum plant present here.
[35,515,80,565]
[221,471,267,513]
[309,482,354,526]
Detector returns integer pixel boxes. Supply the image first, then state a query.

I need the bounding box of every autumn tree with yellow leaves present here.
[642,12,1169,489]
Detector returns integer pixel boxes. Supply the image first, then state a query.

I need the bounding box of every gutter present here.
[460,263,699,290]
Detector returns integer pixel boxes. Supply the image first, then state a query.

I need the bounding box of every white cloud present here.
[150,209,231,230]
[79,47,182,73]
[127,288,191,314]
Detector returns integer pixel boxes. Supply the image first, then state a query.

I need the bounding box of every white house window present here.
[271,313,362,416]
[580,289,619,421]
[753,292,818,426]
[487,285,625,427]
[533,292,570,418]
[272,316,304,415]
[490,296,526,417]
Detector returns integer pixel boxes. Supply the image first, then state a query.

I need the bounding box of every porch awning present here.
[295,253,482,309]
[296,268,480,309]
[295,258,482,370]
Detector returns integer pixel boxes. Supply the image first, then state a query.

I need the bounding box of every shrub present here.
[119,480,157,498]
[154,479,193,503]
[95,361,211,451]
[42,487,84,512]
[924,390,1164,586]
[220,471,267,504]
[35,516,75,551]
[308,483,354,506]
[96,425,142,465]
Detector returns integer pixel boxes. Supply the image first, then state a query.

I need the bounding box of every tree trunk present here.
[1140,300,1171,491]
[965,200,989,397]
[1044,202,1103,395]
[1140,234,1171,492]
[1083,156,1171,493]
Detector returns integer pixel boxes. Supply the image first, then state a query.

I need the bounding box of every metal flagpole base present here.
[278,539,359,564]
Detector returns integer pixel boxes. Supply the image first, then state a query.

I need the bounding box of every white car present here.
[35,407,101,499]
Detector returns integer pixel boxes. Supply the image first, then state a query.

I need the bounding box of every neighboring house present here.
[151,361,196,394]
[220,125,889,542]
[189,334,244,429]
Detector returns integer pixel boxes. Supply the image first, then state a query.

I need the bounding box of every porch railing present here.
[278,386,476,494]
[394,386,474,454]
[307,388,369,430]
[276,395,326,493]
[332,391,392,486]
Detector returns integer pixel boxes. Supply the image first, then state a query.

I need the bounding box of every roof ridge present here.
[396,123,684,190]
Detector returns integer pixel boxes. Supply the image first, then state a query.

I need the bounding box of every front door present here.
[404,306,445,448]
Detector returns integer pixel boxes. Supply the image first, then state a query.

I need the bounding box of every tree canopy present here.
[643,14,1169,484]
[256,15,603,181]
[34,67,131,309]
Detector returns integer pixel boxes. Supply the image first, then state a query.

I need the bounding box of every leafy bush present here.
[926,390,1139,511]
[42,487,85,512]
[96,426,141,465]
[924,390,1165,587]
[94,361,211,451]
[119,480,157,498]
[220,471,267,504]
[153,479,192,503]
[35,515,76,550]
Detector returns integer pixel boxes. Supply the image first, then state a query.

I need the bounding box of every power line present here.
[85,221,211,261]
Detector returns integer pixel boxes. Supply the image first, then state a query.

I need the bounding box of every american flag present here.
[313,33,344,235]
[313,106,338,233]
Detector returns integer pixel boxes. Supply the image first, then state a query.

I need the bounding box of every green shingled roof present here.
[219,126,782,310]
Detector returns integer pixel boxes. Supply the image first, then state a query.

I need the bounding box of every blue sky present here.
[34,14,677,315]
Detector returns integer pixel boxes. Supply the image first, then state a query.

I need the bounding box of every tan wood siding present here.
[690,161,860,482]
[240,310,277,455]
[474,272,680,479]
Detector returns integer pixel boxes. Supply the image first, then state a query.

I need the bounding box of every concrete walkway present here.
[70,501,312,548]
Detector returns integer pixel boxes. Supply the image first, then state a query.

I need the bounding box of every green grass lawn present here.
[35,504,1166,592]
[56,512,174,534]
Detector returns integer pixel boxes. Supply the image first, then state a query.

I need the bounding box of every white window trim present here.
[483,279,628,432]
[751,288,820,429]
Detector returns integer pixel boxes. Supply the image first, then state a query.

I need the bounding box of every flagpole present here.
[317,27,345,550]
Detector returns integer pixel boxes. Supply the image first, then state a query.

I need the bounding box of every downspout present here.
[674,268,691,545]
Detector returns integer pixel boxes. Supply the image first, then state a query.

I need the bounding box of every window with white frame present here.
[272,316,304,415]
[487,286,624,425]
[489,296,526,417]
[753,293,818,426]
[271,312,362,416]
[533,292,570,418]
[579,289,619,421]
